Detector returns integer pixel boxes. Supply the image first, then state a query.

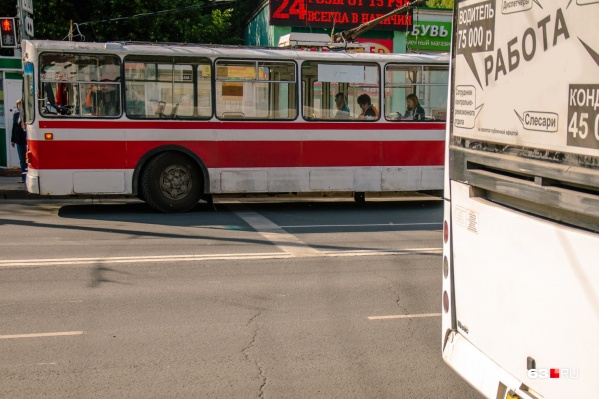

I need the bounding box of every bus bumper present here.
[26,173,39,194]
[442,331,539,399]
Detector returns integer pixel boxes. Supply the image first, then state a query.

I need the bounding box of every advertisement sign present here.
[355,38,394,53]
[452,0,599,156]
[269,0,414,31]
[406,21,452,52]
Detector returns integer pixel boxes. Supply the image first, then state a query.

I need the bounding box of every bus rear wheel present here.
[141,152,202,213]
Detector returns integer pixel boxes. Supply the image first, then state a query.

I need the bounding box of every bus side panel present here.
[449,180,599,398]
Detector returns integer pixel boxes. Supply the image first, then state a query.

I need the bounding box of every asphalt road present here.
[0,197,482,398]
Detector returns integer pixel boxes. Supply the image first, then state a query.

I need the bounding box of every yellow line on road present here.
[0,331,84,339]
[368,313,442,320]
[0,249,442,268]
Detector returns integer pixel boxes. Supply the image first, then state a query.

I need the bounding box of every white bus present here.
[442,1,599,398]
[21,40,449,212]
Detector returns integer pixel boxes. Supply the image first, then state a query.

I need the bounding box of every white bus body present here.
[442,1,599,398]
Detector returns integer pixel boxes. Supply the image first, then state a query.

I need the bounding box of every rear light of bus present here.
[443,290,449,313]
[44,133,53,140]
[443,220,449,243]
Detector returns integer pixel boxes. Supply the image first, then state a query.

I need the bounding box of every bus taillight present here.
[443,220,449,243]
[443,291,449,313]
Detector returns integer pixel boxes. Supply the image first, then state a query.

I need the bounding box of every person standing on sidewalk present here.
[11,99,27,183]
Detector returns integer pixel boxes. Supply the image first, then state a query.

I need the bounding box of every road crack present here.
[242,309,266,398]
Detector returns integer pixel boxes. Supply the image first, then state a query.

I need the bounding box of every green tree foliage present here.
[30,0,244,44]
[425,0,454,8]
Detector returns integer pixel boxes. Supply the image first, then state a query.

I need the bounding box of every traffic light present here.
[1,17,17,48]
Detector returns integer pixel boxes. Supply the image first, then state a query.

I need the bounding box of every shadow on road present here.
[0,197,442,255]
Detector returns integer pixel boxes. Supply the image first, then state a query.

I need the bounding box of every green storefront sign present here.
[406,21,452,52]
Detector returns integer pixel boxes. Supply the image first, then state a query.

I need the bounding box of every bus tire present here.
[354,192,366,205]
[141,152,202,213]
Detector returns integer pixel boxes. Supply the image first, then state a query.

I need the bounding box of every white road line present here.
[324,248,442,257]
[0,252,293,268]
[0,331,84,339]
[367,313,442,320]
[280,222,442,228]
[0,248,442,268]
[233,209,323,257]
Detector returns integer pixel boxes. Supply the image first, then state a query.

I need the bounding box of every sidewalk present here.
[0,168,34,199]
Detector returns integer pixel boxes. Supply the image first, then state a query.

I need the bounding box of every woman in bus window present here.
[399,94,425,121]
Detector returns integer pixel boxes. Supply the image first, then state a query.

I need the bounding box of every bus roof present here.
[23,40,449,64]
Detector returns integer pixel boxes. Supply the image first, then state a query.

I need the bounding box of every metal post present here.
[17,0,27,46]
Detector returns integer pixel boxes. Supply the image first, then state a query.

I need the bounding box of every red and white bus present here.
[21,40,448,212]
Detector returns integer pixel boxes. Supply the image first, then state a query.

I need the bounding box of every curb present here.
[0,169,23,178]
[0,190,141,200]
[1,190,42,200]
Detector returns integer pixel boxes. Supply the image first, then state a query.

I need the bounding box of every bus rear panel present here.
[443,1,599,398]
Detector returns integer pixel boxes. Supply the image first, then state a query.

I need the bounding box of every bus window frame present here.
[384,63,449,122]
[214,58,298,121]
[38,52,123,119]
[23,61,35,124]
[300,60,381,122]
[123,55,213,120]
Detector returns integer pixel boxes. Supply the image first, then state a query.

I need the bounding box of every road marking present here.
[367,313,442,320]
[233,209,323,257]
[324,248,442,257]
[0,248,442,268]
[0,331,84,340]
[0,252,293,268]
[280,222,442,228]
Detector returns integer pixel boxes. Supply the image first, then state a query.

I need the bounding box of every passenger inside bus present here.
[84,82,120,116]
[357,94,379,120]
[397,94,425,121]
[334,93,350,119]
[43,82,72,115]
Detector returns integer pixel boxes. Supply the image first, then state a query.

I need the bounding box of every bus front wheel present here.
[141,152,202,213]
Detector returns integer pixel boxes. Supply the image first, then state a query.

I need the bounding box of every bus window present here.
[384,65,448,121]
[23,62,35,124]
[215,60,296,120]
[301,61,380,121]
[39,53,121,117]
[124,57,211,119]
[196,64,212,118]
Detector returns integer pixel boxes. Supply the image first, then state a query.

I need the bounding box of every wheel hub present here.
[160,165,191,200]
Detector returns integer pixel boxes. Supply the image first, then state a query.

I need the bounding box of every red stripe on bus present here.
[28,140,444,170]
[38,120,445,131]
